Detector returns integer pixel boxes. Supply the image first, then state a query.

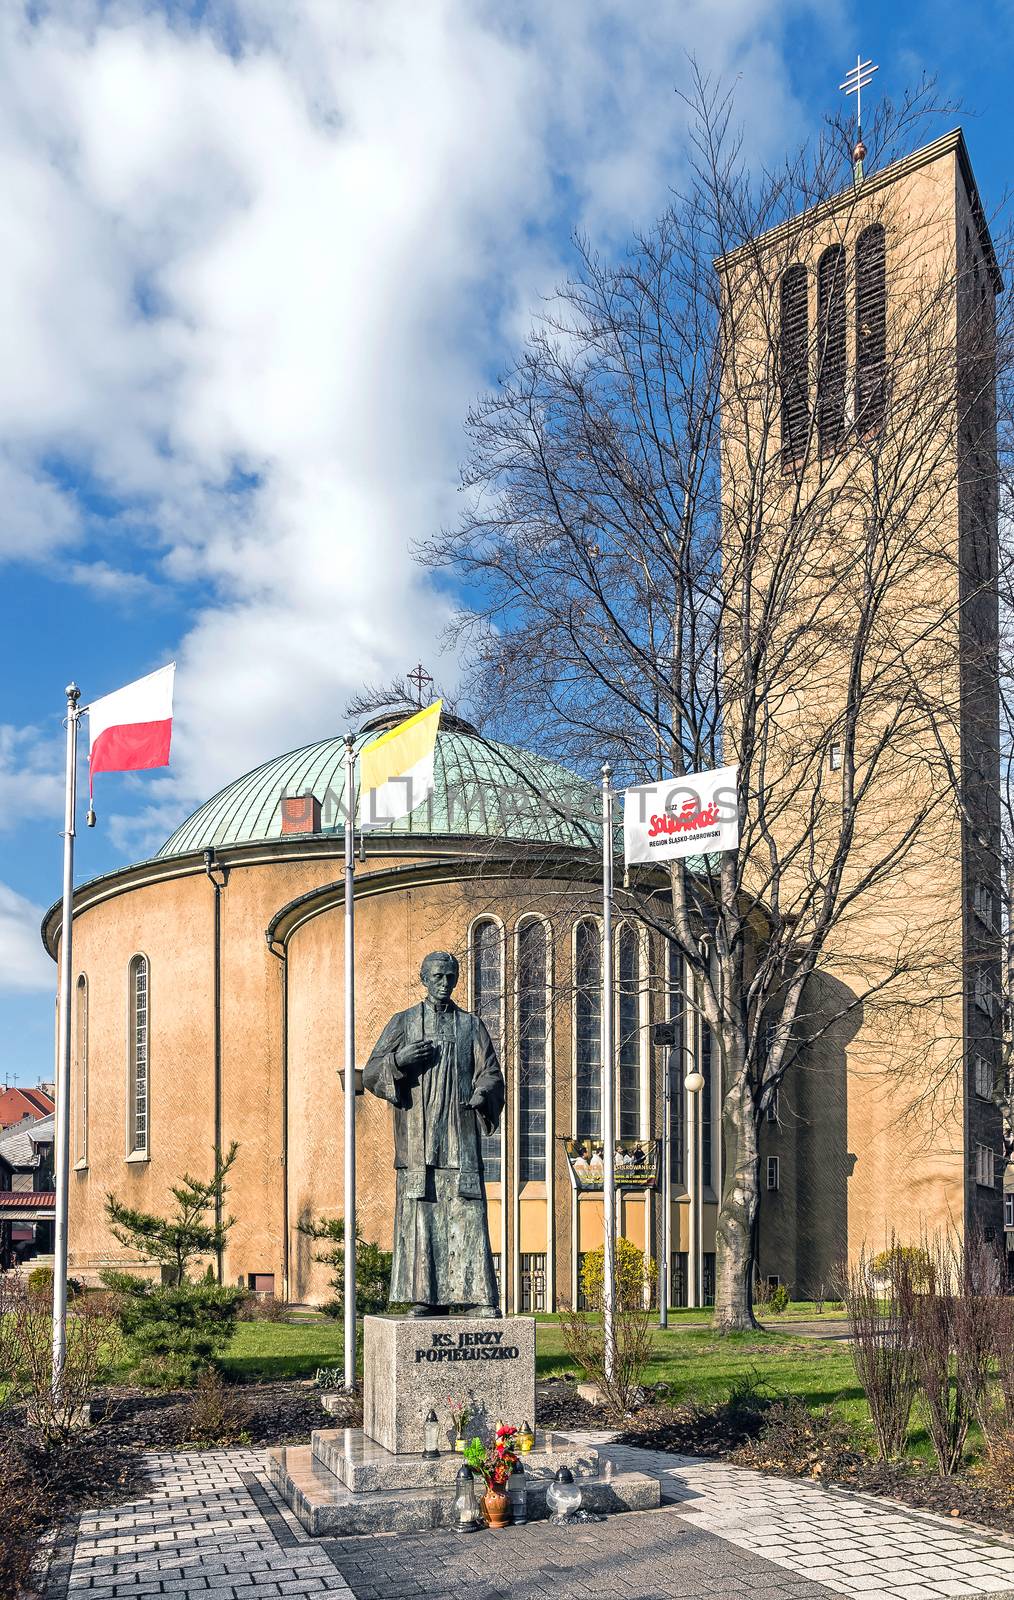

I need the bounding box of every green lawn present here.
[535,1321,864,1413]
[216,1315,860,1415]
[220,1319,346,1381]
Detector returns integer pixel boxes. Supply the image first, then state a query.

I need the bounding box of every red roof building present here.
[0,1084,55,1130]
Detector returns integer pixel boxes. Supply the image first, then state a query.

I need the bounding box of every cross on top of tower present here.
[407,662,434,707]
[840,54,879,182]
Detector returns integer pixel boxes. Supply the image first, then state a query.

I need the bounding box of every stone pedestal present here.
[363,1313,536,1454]
[266,1312,662,1536]
[267,1430,660,1536]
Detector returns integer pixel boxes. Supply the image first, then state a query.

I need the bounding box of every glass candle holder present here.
[546,1466,582,1523]
[453,1466,481,1532]
[423,1409,440,1460]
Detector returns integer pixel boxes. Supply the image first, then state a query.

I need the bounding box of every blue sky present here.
[1,0,1011,1084]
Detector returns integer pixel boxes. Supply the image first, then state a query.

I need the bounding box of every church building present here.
[43,127,1005,1308]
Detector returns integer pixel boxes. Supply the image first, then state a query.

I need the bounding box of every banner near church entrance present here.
[623,765,739,865]
[562,1138,661,1191]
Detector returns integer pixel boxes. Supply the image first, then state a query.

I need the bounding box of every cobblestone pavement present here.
[48,1447,351,1599]
[46,1435,1014,1600]
[601,1440,1014,1600]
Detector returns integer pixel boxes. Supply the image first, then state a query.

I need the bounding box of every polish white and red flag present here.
[87,664,175,796]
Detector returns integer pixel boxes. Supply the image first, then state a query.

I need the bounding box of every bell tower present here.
[719,128,1003,1286]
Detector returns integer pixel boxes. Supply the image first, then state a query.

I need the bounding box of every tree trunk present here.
[713,1069,759,1331]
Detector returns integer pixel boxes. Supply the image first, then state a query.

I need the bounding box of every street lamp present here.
[651,1019,677,1328]
[684,1065,705,1309]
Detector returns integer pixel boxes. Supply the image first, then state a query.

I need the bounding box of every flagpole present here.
[53,683,81,1393]
[343,733,357,1393]
[600,762,616,1385]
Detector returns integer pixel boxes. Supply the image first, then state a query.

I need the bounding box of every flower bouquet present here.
[446,1393,471,1451]
[463,1426,521,1528]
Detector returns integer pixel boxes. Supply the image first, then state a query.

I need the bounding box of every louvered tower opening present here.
[855,224,887,434]
[779,263,809,467]
[817,244,847,453]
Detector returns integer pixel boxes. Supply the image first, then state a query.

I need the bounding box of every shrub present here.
[0,1275,119,1443]
[236,1291,288,1323]
[981,1420,1014,1506]
[314,1365,344,1390]
[579,1238,655,1312]
[870,1245,930,1292]
[559,1239,656,1418]
[25,1266,81,1299]
[767,1284,790,1314]
[910,1234,992,1477]
[842,1241,918,1461]
[181,1367,252,1446]
[101,1274,246,1389]
[297,1215,392,1320]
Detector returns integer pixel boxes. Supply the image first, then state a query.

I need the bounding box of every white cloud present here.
[0,882,52,992]
[0,0,834,836]
[0,725,64,832]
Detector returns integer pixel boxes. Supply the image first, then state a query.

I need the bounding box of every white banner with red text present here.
[622,765,739,865]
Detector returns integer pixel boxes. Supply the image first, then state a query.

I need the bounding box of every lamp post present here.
[651,1019,677,1329]
[600,762,616,1384]
[684,1063,705,1310]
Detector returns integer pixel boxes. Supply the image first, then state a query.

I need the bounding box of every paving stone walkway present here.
[44,1434,1014,1600]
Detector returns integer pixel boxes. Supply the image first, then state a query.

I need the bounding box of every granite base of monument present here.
[363,1313,536,1454]
[267,1313,661,1536]
[265,1428,661,1535]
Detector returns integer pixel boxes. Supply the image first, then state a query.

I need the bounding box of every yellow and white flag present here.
[359,701,442,827]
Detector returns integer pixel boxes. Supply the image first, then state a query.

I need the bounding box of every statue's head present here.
[420,951,459,1006]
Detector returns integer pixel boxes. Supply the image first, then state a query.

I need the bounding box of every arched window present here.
[667,943,684,1187]
[517,920,548,1183]
[779,264,809,465]
[855,224,886,433]
[617,925,642,1139]
[574,920,601,1138]
[816,245,847,452]
[128,955,149,1155]
[471,919,503,1182]
[75,975,88,1166]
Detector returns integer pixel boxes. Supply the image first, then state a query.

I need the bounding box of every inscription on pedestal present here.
[414,1327,520,1364]
[363,1314,536,1456]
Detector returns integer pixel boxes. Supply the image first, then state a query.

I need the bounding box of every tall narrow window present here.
[817,245,847,452]
[128,955,149,1155]
[75,975,88,1166]
[667,943,685,1187]
[520,1252,546,1311]
[517,920,548,1183]
[472,920,502,1182]
[779,264,809,465]
[855,224,886,433]
[617,925,641,1139]
[574,920,601,1137]
[701,1020,713,1189]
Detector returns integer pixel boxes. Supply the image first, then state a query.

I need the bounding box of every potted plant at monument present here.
[447,1393,472,1452]
[463,1426,521,1528]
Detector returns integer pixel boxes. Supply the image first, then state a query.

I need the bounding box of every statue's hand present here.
[395,1039,438,1073]
[466,1088,487,1111]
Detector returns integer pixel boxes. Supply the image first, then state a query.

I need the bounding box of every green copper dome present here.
[157,712,600,858]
